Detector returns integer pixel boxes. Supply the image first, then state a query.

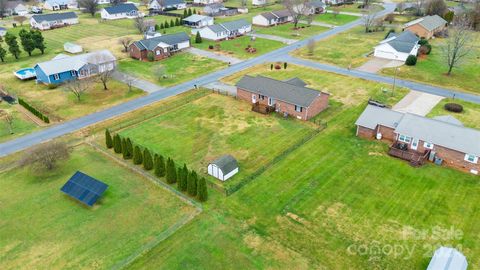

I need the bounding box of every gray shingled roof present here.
[133,32,190,51]
[35,50,116,76]
[387,30,419,53]
[207,24,227,34]
[284,77,307,87]
[356,105,480,156]
[104,3,138,15]
[164,0,185,5]
[355,105,404,129]
[220,19,250,32]
[236,75,326,107]
[272,10,291,18]
[433,115,464,126]
[307,1,326,8]
[31,12,78,23]
[406,15,447,31]
[259,11,278,21]
[183,14,211,23]
[210,155,238,174]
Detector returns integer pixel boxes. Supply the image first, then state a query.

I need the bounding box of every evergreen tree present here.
[133,145,143,165]
[195,31,202,43]
[125,138,133,159]
[177,167,183,190]
[121,137,128,159]
[0,43,6,62]
[193,8,197,14]
[105,129,113,148]
[31,30,46,54]
[154,154,166,177]
[183,9,188,18]
[164,21,169,28]
[175,17,180,26]
[159,22,164,29]
[4,33,21,59]
[143,148,153,170]
[284,62,288,69]
[187,8,192,16]
[170,19,175,28]
[181,164,188,191]
[166,158,177,184]
[113,134,122,153]
[197,177,208,202]
[187,170,198,196]
[19,29,35,56]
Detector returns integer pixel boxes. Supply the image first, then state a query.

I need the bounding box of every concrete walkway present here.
[187,47,243,64]
[247,33,298,44]
[299,20,336,28]
[393,91,444,116]
[356,57,403,73]
[112,71,163,94]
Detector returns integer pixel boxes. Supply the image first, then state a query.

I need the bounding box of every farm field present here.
[314,13,359,25]
[117,93,317,189]
[427,98,480,130]
[381,32,480,94]
[193,35,285,59]
[292,26,386,68]
[254,23,329,40]
[0,144,197,269]
[117,52,228,86]
[128,98,479,269]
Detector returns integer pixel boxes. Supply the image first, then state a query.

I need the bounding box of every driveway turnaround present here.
[393,91,444,116]
[356,57,403,73]
[112,71,163,94]
[9,3,476,158]
[247,33,298,45]
[187,47,243,64]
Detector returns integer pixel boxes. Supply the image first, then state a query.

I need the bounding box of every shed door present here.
[212,165,219,178]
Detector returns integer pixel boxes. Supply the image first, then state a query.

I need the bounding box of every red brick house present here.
[355,105,480,174]
[235,75,329,120]
[403,15,447,39]
[129,32,191,61]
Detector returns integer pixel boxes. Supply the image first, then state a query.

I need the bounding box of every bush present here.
[133,145,143,165]
[47,84,57,89]
[283,62,287,69]
[147,51,154,61]
[18,98,50,123]
[208,45,214,49]
[105,129,113,149]
[405,55,417,66]
[143,148,153,170]
[187,170,198,196]
[274,64,281,70]
[197,177,208,202]
[113,134,122,153]
[444,103,463,113]
[154,154,166,177]
[418,38,428,46]
[166,158,177,184]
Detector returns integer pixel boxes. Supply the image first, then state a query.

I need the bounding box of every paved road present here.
[282,56,480,104]
[6,3,477,158]
[186,47,243,64]
[112,71,163,93]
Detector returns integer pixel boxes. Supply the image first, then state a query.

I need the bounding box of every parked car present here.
[31,6,43,14]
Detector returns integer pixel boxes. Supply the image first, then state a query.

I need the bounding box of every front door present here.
[252,94,256,103]
[268,97,274,106]
[411,138,419,151]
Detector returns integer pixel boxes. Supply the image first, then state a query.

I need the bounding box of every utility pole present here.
[392,67,399,97]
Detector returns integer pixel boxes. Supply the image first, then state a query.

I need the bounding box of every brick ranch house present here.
[355,105,480,175]
[403,15,447,39]
[129,32,190,61]
[236,75,329,120]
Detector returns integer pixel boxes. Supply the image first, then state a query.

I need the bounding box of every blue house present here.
[34,50,116,85]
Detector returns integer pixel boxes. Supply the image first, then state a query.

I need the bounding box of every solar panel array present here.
[60,171,109,207]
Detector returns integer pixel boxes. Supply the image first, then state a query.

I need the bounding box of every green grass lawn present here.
[0,144,197,269]
[254,23,329,40]
[427,98,480,129]
[194,36,284,59]
[333,3,384,13]
[118,93,317,189]
[118,52,227,86]
[381,32,480,94]
[128,99,480,270]
[314,13,359,25]
[0,103,39,143]
[293,26,386,68]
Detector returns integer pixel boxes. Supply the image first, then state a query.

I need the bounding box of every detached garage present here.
[207,155,238,181]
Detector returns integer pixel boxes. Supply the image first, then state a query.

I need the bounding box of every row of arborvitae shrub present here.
[18,98,50,123]
[105,129,208,202]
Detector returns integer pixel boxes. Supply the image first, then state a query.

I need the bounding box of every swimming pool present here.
[14,68,36,80]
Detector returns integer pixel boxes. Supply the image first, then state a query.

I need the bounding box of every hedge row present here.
[106,129,208,202]
[18,98,50,123]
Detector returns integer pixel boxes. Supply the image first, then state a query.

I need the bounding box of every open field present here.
[381,32,480,94]
[193,35,285,59]
[0,144,197,269]
[255,23,329,39]
[292,26,387,68]
[333,2,384,13]
[117,52,227,86]
[427,98,480,129]
[128,98,480,269]
[314,13,359,25]
[118,93,317,188]
[0,103,39,143]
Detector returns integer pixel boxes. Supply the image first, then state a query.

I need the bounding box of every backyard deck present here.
[388,142,430,167]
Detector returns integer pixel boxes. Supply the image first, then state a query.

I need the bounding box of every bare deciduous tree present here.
[442,17,475,75]
[332,7,340,19]
[413,0,426,16]
[307,39,315,55]
[284,0,310,28]
[134,16,148,34]
[98,70,114,90]
[362,8,376,33]
[19,141,70,171]
[118,37,133,52]
[0,110,14,134]
[396,2,405,14]
[65,78,93,102]
[425,0,447,16]
[154,65,166,80]
[13,16,28,26]
[79,0,99,17]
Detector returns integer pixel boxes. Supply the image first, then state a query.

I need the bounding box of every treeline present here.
[18,98,50,123]
[105,129,208,202]
[0,29,46,62]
